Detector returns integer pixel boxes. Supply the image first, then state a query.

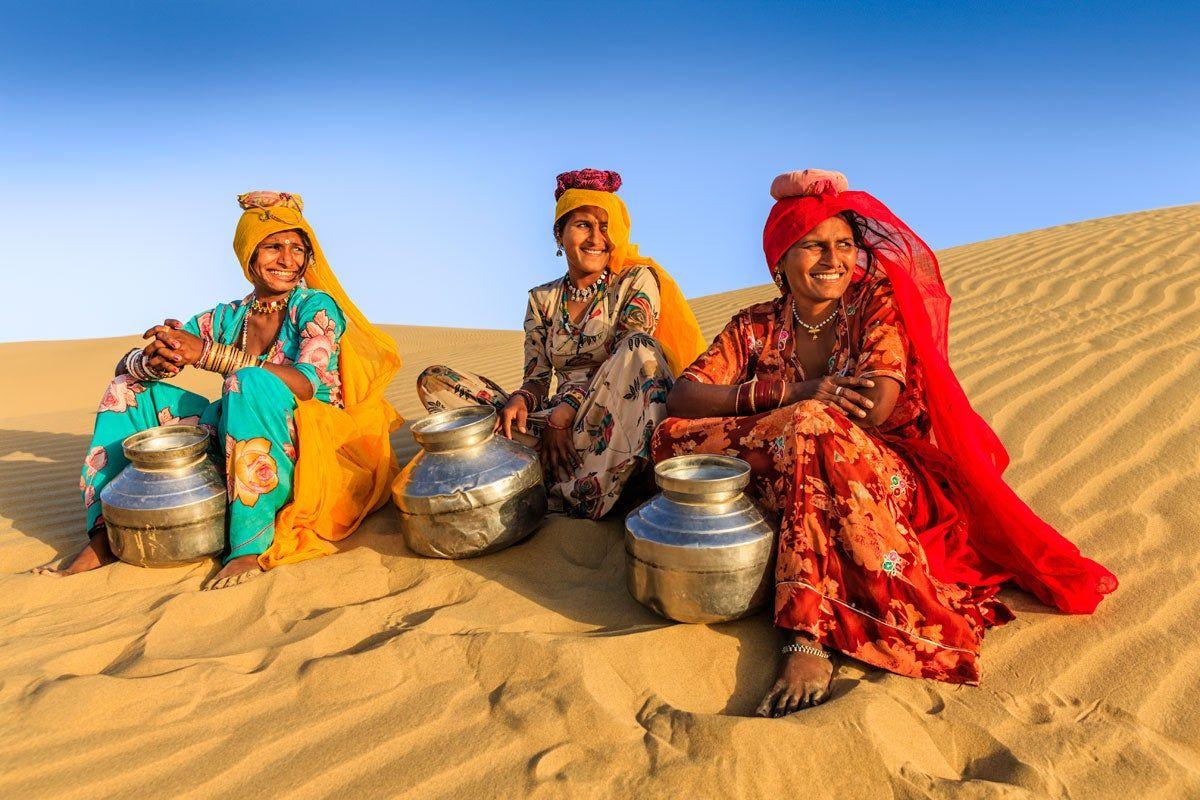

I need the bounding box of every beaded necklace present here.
[563,269,610,303]
[240,290,291,360]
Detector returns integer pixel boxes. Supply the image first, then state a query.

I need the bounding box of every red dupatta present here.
[763,181,1116,614]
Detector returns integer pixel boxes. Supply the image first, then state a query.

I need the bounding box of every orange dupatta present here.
[553,189,705,377]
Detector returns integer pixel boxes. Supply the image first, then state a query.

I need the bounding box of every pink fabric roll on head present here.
[555,168,622,200]
[769,169,849,200]
[237,190,304,212]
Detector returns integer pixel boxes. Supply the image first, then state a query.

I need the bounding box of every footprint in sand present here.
[528,742,587,783]
[999,689,1103,726]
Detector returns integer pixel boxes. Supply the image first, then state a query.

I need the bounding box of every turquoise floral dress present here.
[80,287,345,562]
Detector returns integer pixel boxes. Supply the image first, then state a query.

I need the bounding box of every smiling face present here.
[779,215,858,312]
[249,229,310,297]
[557,206,611,276]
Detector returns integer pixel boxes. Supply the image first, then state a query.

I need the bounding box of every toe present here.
[755,683,784,717]
[780,694,803,716]
[771,691,795,718]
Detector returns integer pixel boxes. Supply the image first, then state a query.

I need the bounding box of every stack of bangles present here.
[196,339,257,375]
[734,378,788,416]
[122,348,171,382]
[510,388,540,413]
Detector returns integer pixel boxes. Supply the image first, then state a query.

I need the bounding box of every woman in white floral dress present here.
[417,169,705,518]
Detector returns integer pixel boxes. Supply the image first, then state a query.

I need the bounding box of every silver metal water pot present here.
[392,406,547,558]
[100,425,227,567]
[625,455,776,623]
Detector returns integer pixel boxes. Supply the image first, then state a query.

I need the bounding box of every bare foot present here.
[203,555,264,591]
[29,528,117,576]
[755,632,835,717]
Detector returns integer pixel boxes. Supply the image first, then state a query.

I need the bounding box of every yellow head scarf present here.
[553,189,705,376]
[233,192,402,569]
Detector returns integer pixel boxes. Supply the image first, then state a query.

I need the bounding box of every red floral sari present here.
[652,281,1013,683]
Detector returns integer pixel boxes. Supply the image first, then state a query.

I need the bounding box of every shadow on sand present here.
[0,428,93,560]
[366,422,790,716]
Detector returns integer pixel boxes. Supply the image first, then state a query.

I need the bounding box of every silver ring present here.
[834,386,843,397]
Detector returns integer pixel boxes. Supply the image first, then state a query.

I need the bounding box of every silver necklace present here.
[564,269,610,302]
[791,298,840,341]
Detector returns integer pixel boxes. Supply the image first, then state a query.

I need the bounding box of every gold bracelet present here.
[197,341,219,372]
[215,344,232,375]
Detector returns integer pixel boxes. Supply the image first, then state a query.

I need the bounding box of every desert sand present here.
[1,206,1198,798]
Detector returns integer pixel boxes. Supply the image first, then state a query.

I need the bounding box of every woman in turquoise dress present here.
[34,192,384,589]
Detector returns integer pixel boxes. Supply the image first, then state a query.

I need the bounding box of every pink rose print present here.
[98,375,146,413]
[224,373,241,394]
[298,308,341,389]
[230,437,279,507]
[282,442,297,461]
[84,484,97,508]
[157,408,201,427]
[84,445,108,477]
[267,340,288,366]
[196,311,214,342]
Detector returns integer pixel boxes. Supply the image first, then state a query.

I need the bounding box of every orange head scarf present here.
[552,178,705,377]
[233,191,402,569]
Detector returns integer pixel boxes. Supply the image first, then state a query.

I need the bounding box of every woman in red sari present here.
[652,170,1116,717]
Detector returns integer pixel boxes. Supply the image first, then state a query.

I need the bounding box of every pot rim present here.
[122,425,210,469]
[654,454,750,499]
[411,406,496,452]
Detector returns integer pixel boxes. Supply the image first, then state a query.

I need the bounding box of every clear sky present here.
[2,0,1196,342]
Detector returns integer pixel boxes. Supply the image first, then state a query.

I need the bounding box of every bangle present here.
[198,342,255,376]
[781,643,830,659]
[511,389,537,413]
[753,378,787,412]
[125,348,171,382]
[195,338,213,371]
[735,382,754,416]
[561,393,581,412]
[545,419,569,431]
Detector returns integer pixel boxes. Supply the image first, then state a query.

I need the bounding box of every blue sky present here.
[2,0,1196,341]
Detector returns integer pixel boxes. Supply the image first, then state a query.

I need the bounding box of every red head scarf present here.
[763,171,1116,613]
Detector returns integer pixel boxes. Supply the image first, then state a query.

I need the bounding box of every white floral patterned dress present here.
[417,266,673,518]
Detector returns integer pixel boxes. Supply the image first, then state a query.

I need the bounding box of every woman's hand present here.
[143,320,204,373]
[496,394,530,439]
[788,376,876,419]
[540,403,579,482]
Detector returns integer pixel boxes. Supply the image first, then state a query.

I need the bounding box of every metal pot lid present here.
[654,455,750,503]
[411,406,496,452]
[122,425,210,469]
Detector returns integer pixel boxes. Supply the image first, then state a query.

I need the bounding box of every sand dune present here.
[2,205,1198,798]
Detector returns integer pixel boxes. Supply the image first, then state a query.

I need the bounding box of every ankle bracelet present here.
[781,643,830,659]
